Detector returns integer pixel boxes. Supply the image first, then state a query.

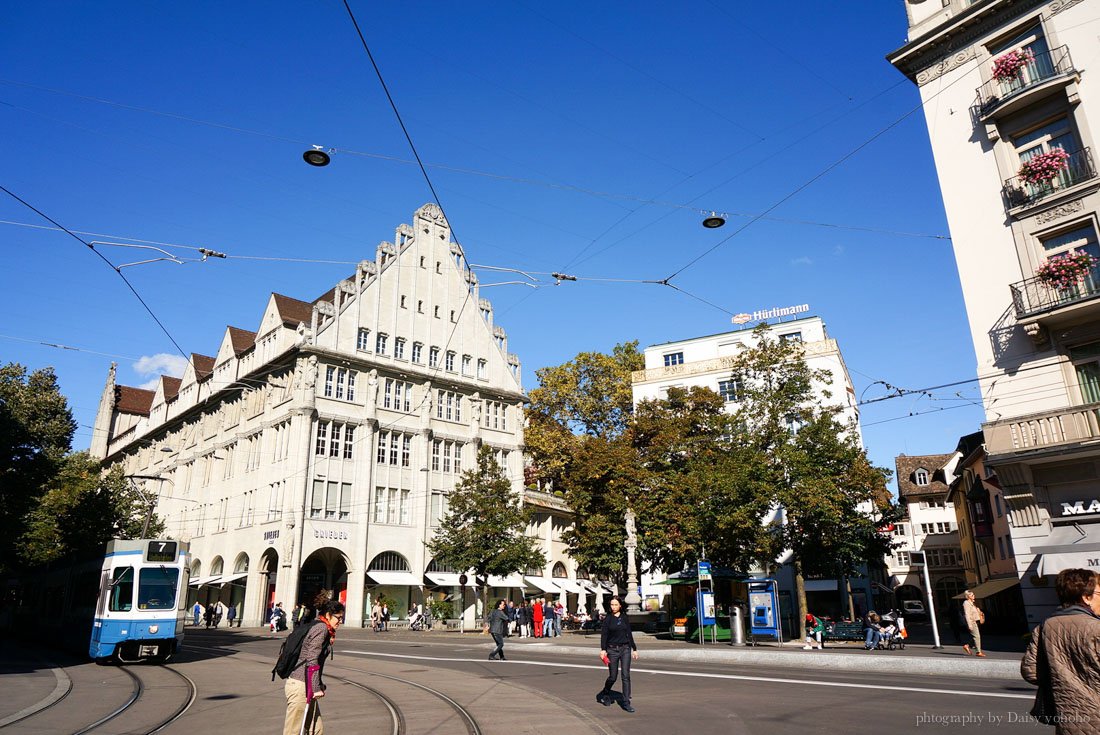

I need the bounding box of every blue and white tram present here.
[90,539,191,663]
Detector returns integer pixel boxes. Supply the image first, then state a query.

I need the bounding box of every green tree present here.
[727,326,897,639]
[525,342,644,582]
[21,453,165,566]
[428,446,546,622]
[0,363,76,573]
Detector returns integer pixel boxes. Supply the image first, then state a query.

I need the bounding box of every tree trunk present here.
[794,558,807,642]
[481,584,490,633]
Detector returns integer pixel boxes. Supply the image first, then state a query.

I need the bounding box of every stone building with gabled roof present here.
[91,204,584,627]
[886,453,966,614]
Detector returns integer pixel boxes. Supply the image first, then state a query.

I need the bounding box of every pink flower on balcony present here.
[1036,250,1097,290]
[1018,148,1071,185]
[991,48,1035,82]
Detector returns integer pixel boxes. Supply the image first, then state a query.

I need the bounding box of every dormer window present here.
[914,468,930,486]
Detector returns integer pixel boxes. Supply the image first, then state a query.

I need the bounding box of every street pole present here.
[913,551,943,649]
[459,574,467,635]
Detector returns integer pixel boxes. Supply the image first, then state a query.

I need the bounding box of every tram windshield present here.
[138,567,180,610]
[109,567,134,612]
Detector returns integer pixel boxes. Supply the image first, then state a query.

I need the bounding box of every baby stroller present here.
[878,612,906,650]
[409,609,432,631]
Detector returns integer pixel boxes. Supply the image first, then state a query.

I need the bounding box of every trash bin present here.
[730,605,746,646]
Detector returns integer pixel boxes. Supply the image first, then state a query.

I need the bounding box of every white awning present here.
[1034,524,1100,576]
[222,572,248,585]
[803,579,840,593]
[525,576,561,594]
[367,571,422,587]
[189,575,222,587]
[553,578,584,594]
[425,572,465,587]
[486,574,525,588]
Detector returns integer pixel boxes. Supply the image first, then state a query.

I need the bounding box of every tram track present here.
[186,642,484,735]
[61,664,196,735]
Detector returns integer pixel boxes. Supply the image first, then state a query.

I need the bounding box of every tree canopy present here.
[428,445,546,617]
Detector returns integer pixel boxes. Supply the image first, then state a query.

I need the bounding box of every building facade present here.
[889,0,1100,624]
[889,454,966,615]
[631,316,875,624]
[91,204,586,627]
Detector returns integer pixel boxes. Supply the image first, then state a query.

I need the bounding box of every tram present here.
[90,539,191,663]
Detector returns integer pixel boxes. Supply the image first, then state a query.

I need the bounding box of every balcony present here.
[1011,268,1100,321]
[975,46,1077,119]
[984,402,1100,459]
[1002,147,1097,211]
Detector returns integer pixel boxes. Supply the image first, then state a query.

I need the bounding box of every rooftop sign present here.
[732,303,810,325]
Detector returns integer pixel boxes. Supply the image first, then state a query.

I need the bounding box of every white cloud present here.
[833,244,846,256]
[137,377,163,391]
[133,353,188,381]
[790,256,814,266]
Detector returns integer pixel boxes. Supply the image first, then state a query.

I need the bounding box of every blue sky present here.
[0,2,984,488]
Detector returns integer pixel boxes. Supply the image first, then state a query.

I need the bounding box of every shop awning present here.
[486,574,525,588]
[578,580,604,594]
[425,572,465,587]
[803,579,841,593]
[1034,524,1100,576]
[221,572,248,585]
[189,575,222,587]
[952,576,1021,600]
[553,578,584,594]
[367,571,422,587]
[525,576,561,594]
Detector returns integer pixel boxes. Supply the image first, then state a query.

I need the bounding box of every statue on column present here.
[623,508,642,614]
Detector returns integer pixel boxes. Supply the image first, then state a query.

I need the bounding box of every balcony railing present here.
[976,45,1075,115]
[1002,147,1097,210]
[984,401,1100,457]
[1010,268,1100,319]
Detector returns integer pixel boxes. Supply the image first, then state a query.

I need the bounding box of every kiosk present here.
[747,578,782,645]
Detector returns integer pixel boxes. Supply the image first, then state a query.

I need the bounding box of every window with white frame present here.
[445,351,456,372]
[357,328,371,351]
[429,346,440,368]
[412,342,423,364]
[245,433,262,472]
[717,379,742,403]
[310,479,351,520]
[382,379,413,412]
[482,400,507,430]
[267,480,284,521]
[239,489,255,527]
[914,468,930,486]
[1012,117,1083,195]
[436,390,462,421]
[461,354,471,375]
[663,352,684,367]
[395,338,406,360]
[376,333,388,355]
[430,490,448,526]
[223,442,236,479]
[780,332,803,343]
[432,439,440,471]
[477,359,487,379]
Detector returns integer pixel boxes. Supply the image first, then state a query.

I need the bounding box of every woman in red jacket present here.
[532,596,544,638]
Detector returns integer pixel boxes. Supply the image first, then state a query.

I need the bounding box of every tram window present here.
[138,568,180,610]
[109,567,134,612]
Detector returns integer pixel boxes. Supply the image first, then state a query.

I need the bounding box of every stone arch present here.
[191,559,202,578]
[426,557,456,573]
[368,551,411,571]
[301,547,351,607]
[233,553,250,574]
[210,556,225,576]
[552,562,568,578]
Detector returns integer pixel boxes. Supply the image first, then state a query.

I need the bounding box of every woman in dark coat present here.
[598,596,639,713]
[487,600,509,660]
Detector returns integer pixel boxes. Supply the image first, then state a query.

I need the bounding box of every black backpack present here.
[271,620,327,681]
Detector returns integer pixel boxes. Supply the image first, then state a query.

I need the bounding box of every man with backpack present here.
[276,600,345,735]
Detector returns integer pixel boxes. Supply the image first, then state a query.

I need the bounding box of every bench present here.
[824,622,866,642]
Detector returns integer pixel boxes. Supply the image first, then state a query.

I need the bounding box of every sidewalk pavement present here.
[320,624,1027,681]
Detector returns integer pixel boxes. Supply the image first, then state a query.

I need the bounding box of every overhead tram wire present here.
[0,81,949,243]
[660,63,977,283]
[0,184,188,359]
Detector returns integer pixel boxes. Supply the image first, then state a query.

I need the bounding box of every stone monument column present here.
[623,509,642,614]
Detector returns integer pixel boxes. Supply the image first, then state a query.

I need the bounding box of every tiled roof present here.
[895,453,954,498]
[115,386,155,415]
[273,293,314,328]
[192,353,215,382]
[227,326,256,355]
[162,376,182,402]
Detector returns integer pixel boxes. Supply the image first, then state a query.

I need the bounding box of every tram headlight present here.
[148,625,159,634]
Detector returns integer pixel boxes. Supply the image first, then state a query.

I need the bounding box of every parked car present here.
[901,600,927,618]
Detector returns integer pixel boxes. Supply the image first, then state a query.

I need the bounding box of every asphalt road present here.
[2,628,1046,734]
